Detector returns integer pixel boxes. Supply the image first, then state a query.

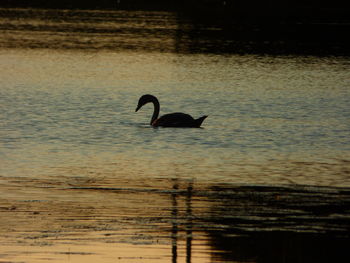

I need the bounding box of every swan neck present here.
[151,97,160,125]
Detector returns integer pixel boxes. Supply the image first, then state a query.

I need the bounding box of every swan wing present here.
[152,112,195,127]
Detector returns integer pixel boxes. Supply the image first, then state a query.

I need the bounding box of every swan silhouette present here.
[135,94,207,127]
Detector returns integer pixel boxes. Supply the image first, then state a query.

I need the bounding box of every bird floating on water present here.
[135,94,207,128]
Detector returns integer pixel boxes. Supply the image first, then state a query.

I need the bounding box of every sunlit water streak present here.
[0,8,349,263]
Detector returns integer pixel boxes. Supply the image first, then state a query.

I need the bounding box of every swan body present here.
[135,94,207,128]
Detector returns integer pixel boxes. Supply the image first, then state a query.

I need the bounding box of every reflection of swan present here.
[135,94,207,127]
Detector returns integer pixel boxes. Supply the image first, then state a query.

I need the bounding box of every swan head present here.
[135,94,157,112]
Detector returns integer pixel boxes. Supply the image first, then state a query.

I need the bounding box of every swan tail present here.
[194,115,208,127]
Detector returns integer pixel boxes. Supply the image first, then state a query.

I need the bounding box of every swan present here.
[135,94,207,127]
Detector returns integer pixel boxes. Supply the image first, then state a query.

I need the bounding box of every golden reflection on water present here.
[1,173,349,262]
[0,175,211,262]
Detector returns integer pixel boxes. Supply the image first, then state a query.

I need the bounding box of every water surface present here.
[0,8,349,262]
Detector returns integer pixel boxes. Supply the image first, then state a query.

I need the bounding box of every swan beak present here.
[135,105,141,112]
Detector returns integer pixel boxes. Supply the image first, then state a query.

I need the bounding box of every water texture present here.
[0,8,349,262]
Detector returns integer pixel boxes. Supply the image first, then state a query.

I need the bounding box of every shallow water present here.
[0,8,349,262]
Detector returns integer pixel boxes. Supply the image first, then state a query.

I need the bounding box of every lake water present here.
[0,8,349,262]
